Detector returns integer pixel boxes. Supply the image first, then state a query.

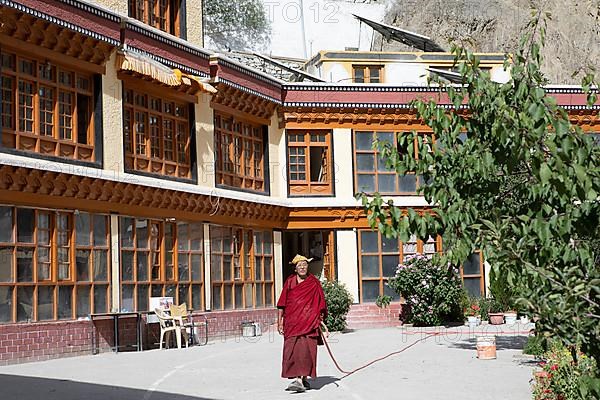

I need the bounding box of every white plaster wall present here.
[336,230,359,304]
[195,93,215,189]
[332,128,354,200]
[324,62,351,83]
[386,63,428,86]
[262,0,386,58]
[185,0,203,48]
[274,231,283,298]
[490,66,511,83]
[102,52,124,173]
[269,115,286,198]
[484,260,492,297]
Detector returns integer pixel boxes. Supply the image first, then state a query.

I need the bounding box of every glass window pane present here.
[178,223,189,251]
[58,286,73,320]
[223,284,232,310]
[357,174,375,193]
[378,174,396,193]
[211,255,221,281]
[254,256,263,280]
[93,250,108,281]
[178,252,190,281]
[16,286,33,322]
[255,283,263,307]
[354,67,364,83]
[121,251,134,281]
[17,208,34,243]
[376,131,394,144]
[137,252,148,281]
[212,285,222,310]
[0,246,13,282]
[0,207,13,242]
[178,284,189,306]
[76,286,90,318]
[75,213,91,246]
[191,254,202,281]
[382,256,399,278]
[463,278,482,298]
[463,253,481,276]
[192,284,202,310]
[399,175,417,193]
[381,236,398,253]
[0,286,13,322]
[223,255,232,281]
[136,220,148,248]
[360,231,379,253]
[121,284,134,312]
[137,284,149,311]
[190,223,203,251]
[361,255,380,278]
[264,257,272,281]
[265,283,273,306]
[355,131,374,150]
[244,283,253,308]
[356,153,375,172]
[151,284,163,298]
[235,284,243,309]
[94,285,108,313]
[383,282,400,300]
[76,249,90,281]
[120,217,134,247]
[361,280,380,302]
[165,284,176,299]
[93,215,108,247]
[38,286,54,320]
[16,247,33,282]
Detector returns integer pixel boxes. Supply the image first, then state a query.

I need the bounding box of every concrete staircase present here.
[345,302,404,330]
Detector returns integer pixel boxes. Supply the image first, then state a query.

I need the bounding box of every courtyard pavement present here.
[0,323,537,400]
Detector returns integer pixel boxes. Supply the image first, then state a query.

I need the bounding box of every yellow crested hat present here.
[289,254,314,265]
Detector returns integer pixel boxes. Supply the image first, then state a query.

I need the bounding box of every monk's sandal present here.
[286,378,306,392]
[302,378,310,390]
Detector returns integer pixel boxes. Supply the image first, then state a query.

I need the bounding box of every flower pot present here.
[489,312,505,325]
[476,336,497,360]
[467,316,480,327]
[519,316,529,324]
[504,312,517,325]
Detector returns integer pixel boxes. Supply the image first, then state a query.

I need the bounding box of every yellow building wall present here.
[269,116,286,198]
[332,128,355,199]
[195,94,215,189]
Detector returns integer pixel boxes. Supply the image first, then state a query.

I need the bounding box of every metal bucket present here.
[476,336,497,360]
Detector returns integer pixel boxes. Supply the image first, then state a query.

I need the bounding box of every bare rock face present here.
[377,0,600,83]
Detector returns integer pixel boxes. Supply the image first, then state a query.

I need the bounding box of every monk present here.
[277,254,328,393]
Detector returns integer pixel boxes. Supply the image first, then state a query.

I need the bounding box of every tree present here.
[203,0,270,51]
[360,9,600,369]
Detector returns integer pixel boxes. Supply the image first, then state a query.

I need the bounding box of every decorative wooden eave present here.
[0,165,289,229]
[0,6,115,73]
[116,49,216,98]
[211,83,278,124]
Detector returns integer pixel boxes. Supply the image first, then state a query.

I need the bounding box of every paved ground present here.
[0,324,537,400]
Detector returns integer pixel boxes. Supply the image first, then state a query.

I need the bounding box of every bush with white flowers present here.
[388,254,463,326]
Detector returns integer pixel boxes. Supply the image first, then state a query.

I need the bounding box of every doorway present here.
[282,230,335,283]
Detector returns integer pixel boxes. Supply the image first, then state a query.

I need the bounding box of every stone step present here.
[346,321,402,330]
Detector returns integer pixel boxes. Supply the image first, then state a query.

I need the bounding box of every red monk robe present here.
[277,273,328,378]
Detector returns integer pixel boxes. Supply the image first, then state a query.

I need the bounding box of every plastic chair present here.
[154,308,187,349]
[169,303,192,346]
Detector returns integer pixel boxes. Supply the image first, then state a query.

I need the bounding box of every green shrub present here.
[322,280,353,332]
[388,255,463,326]
[375,294,392,308]
[477,297,492,321]
[489,267,518,312]
[524,335,545,357]
[532,342,599,400]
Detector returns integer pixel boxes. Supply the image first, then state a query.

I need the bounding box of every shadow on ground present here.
[439,335,528,351]
[308,375,340,390]
[0,374,219,400]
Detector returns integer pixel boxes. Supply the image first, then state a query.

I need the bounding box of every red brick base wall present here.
[0,308,278,365]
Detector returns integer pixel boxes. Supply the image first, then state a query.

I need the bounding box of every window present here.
[354,130,434,195]
[214,113,265,192]
[0,207,110,323]
[128,0,182,37]
[119,218,204,311]
[461,252,484,298]
[353,65,383,83]
[358,229,439,302]
[0,51,95,161]
[287,130,333,196]
[123,88,192,179]
[210,226,273,310]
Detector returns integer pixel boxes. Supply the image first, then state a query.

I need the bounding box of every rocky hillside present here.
[376,0,600,84]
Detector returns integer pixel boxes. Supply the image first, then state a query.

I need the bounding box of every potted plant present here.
[488,299,505,325]
[465,302,481,327]
[504,309,518,325]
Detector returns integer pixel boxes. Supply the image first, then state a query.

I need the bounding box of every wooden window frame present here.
[209,226,274,311]
[0,207,110,324]
[128,0,182,37]
[214,113,266,193]
[352,65,383,84]
[123,85,192,179]
[119,217,205,312]
[287,130,333,196]
[0,50,95,161]
[357,229,441,303]
[354,130,434,195]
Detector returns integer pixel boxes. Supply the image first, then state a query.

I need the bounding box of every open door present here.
[283,230,336,282]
